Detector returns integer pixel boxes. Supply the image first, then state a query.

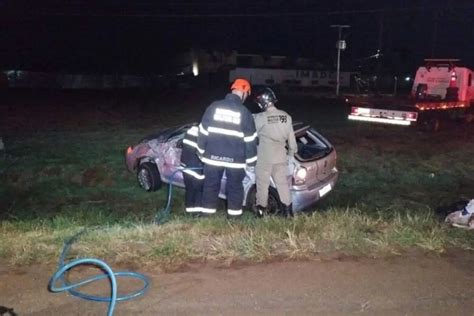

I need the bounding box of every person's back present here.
[198,93,255,168]
[197,78,257,218]
[254,106,295,164]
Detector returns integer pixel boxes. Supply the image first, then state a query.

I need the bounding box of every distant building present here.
[173,49,355,92]
[2,70,152,89]
[173,48,325,76]
[173,49,238,76]
[2,49,355,91]
[230,67,353,89]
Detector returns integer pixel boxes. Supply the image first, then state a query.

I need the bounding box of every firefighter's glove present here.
[288,156,297,174]
[246,166,255,173]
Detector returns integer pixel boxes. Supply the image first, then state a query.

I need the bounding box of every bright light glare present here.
[405,76,410,81]
[352,107,370,114]
[295,167,307,180]
[192,60,199,76]
[348,115,412,126]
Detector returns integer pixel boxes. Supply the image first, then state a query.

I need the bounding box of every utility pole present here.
[431,9,439,58]
[330,24,350,96]
[375,12,384,92]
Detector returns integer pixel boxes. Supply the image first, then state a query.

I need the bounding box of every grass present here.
[1,209,473,266]
[1,93,474,265]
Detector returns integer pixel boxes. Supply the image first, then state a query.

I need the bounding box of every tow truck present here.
[347,59,474,130]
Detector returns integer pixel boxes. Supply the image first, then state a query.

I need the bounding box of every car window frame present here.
[295,127,333,162]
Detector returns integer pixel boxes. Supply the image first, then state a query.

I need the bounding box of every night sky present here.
[1,0,473,75]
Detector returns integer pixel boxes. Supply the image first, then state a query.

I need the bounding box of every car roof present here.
[141,121,312,143]
[293,121,311,136]
[140,123,196,143]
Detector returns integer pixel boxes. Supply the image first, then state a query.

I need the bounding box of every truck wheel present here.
[465,113,474,123]
[245,186,283,216]
[137,162,162,192]
[419,117,441,132]
[428,117,441,132]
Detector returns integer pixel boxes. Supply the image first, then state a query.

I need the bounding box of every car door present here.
[160,133,185,187]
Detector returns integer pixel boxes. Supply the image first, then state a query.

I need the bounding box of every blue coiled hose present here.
[49,167,201,314]
[48,229,150,316]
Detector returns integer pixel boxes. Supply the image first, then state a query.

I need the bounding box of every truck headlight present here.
[293,166,307,185]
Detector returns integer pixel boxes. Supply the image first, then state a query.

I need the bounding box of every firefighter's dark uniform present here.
[180,125,204,213]
[197,93,257,216]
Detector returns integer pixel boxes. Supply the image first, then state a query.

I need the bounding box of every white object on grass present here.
[445,199,474,229]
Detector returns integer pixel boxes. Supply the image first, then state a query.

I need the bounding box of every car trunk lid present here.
[294,125,335,186]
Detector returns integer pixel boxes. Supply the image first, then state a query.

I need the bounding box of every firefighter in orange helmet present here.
[197,78,257,218]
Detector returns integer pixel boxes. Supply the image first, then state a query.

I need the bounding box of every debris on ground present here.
[444,199,474,230]
[0,305,17,316]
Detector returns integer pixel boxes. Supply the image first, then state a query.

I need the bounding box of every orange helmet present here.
[231,78,251,94]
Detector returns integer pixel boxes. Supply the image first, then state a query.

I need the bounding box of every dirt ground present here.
[1,251,474,316]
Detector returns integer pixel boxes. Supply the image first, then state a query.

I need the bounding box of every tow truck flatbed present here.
[347,59,474,129]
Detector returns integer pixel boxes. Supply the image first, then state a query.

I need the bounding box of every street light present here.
[330,24,350,96]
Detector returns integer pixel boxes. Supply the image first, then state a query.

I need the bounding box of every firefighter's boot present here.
[256,205,267,218]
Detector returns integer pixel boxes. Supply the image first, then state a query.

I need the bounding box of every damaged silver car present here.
[125,122,338,214]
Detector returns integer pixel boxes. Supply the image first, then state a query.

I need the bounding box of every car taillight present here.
[351,106,370,115]
[293,166,307,185]
[406,112,418,120]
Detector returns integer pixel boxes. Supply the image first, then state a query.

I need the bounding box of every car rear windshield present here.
[295,128,331,161]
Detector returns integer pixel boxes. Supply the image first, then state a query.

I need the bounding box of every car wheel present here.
[267,187,283,216]
[137,162,162,192]
[245,186,283,216]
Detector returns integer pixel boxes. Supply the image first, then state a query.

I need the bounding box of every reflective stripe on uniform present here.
[199,123,209,135]
[215,108,242,118]
[187,126,199,136]
[227,209,243,216]
[201,157,246,169]
[244,132,257,142]
[183,138,199,149]
[213,108,242,125]
[186,207,201,213]
[246,156,257,164]
[207,126,244,138]
[182,168,205,180]
[201,207,216,214]
[196,146,205,154]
